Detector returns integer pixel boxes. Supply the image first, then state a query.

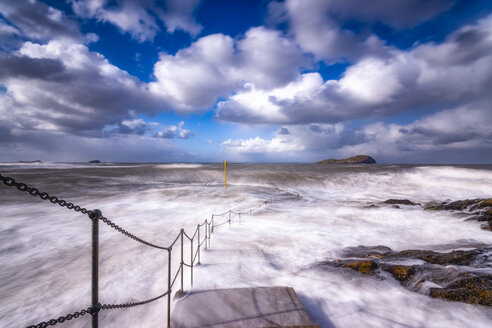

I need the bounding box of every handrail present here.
[0,173,271,328]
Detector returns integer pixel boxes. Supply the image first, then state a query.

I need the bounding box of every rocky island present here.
[316,155,377,164]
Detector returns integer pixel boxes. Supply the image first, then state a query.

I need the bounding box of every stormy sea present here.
[1,163,491,328]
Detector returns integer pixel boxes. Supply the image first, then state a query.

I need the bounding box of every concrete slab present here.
[171,286,319,328]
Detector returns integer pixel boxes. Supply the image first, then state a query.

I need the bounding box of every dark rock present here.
[89,160,101,163]
[429,273,492,306]
[341,260,378,275]
[364,204,379,209]
[383,199,420,206]
[18,160,42,163]
[316,155,376,164]
[424,198,492,232]
[380,264,417,282]
[318,245,492,306]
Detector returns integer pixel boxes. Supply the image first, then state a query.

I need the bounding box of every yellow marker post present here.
[223,160,228,188]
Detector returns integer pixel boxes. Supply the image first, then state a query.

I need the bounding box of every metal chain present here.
[99,216,169,250]
[0,174,93,217]
[101,291,169,310]
[25,306,95,328]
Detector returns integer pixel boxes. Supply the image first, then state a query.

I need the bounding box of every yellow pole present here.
[223,160,227,188]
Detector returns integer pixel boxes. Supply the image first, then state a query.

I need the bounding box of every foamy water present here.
[1,163,491,327]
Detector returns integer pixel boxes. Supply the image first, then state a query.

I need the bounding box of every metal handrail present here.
[0,173,271,328]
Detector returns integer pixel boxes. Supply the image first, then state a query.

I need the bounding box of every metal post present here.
[197,224,201,264]
[90,209,102,328]
[190,238,194,287]
[204,221,208,250]
[211,215,214,233]
[229,210,231,228]
[208,221,211,248]
[167,249,171,328]
[180,229,184,293]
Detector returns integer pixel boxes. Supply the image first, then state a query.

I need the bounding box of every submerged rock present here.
[383,199,420,206]
[316,155,376,164]
[425,198,492,231]
[318,245,492,306]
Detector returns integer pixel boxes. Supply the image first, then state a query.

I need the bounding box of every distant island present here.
[316,155,377,164]
[18,160,42,163]
[88,160,101,163]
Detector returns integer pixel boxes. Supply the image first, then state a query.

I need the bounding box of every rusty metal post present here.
[167,249,171,328]
[197,224,201,264]
[90,209,102,328]
[211,215,214,233]
[180,229,184,293]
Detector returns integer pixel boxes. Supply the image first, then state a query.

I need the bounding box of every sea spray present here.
[1,163,491,327]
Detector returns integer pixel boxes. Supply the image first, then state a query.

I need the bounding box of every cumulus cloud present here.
[0,39,165,138]
[217,14,492,125]
[154,121,194,139]
[269,0,454,61]
[70,0,201,41]
[0,0,81,43]
[149,27,306,112]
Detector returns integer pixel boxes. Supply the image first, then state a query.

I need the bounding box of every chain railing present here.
[0,173,271,328]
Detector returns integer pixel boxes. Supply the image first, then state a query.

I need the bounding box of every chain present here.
[99,216,169,250]
[0,174,93,217]
[101,290,169,310]
[25,306,95,328]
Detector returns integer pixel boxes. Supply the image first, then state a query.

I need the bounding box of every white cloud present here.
[70,0,202,41]
[269,0,453,62]
[217,14,492,125]
[0,0,81,41]
[222,135,304,154]
[149,27,306,112]
[154,121,194,139]
[0,38,165,136]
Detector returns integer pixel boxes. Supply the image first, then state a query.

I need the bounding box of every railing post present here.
[180,229,184,294]
[197,224,201,264]
[204,221,208,250]
[208,220,211,248]
[89,209,102,328]
[190,237,194,287]
[228,210,231,228]
[211,215,214,233]
[167,249,171,328]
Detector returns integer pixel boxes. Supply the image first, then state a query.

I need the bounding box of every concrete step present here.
[171,286,319,328]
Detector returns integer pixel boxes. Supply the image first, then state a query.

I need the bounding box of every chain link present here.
[99,216,170,250]
[0,174,92,216]
[101,290,169,311]
[25,306,95,328]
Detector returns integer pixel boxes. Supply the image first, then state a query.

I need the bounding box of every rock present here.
[341,260,378,275]
[380,264,417,282]
[316,155,376,164]
[429,273,492,306]
[364,204,379,209]
[318,245,492,306]
[424,198,492,231]
[89,160,101,163]
[383,199,420,206]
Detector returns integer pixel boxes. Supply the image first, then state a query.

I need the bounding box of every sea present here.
[0,163,491,328]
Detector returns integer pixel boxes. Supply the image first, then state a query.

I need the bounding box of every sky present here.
[0,0,492,164]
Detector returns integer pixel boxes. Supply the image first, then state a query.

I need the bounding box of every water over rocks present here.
[318,245,492,306]
[372,198,492,231]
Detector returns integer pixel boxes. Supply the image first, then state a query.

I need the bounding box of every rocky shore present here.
[366,198,492,231]
[318,245,492,306]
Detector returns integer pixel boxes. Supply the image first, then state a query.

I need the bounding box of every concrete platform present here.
[171,286,319,328]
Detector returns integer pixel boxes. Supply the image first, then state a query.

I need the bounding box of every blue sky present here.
[1,0,492,163]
